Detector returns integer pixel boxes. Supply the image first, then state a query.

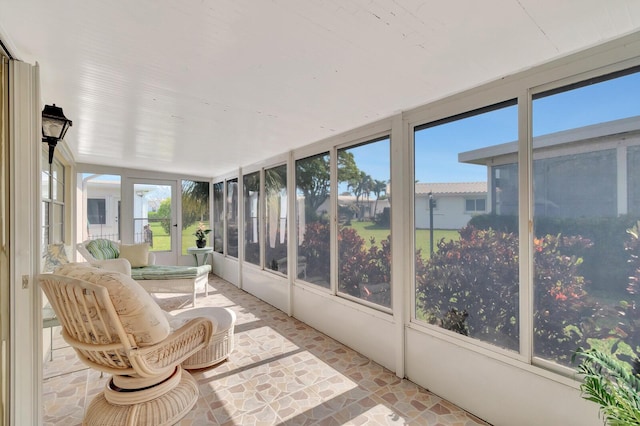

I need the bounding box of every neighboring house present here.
[81,175,122,241]
[81,175,155,243]
[415,182,488,229]
[314,194,390,221]
[337,194,390,221]
[459,116,640,218]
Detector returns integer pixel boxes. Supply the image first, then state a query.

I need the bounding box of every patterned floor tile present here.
[42,275,490,426]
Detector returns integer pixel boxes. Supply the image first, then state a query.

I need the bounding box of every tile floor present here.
[43,275,490,425]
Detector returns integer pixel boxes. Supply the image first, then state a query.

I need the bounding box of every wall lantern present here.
[42,104,72,164]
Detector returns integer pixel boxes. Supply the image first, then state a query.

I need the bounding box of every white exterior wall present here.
[86,182,121,240]
[415,194,480,229]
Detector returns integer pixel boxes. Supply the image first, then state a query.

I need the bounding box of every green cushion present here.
[131,264,211,280]
[86,239,119,260]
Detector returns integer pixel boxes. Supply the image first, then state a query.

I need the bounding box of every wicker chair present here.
[39,264,215,426]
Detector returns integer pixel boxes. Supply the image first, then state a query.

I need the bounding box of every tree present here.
[372,179,387,217]
[181,180,210,230]
[155,198,172,235]
[265,166,286,195]
[296,151,360,220]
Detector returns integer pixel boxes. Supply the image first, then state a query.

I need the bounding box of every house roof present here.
[2,3,640,177]
[415,182,487,196]
[459,115,640,165]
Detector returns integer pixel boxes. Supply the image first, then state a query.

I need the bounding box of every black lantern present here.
[42,104,72,164]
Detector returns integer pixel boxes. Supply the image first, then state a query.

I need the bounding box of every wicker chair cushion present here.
[54,263,170,346]
[85,239,119,260]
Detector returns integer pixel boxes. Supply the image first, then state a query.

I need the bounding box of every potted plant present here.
[194,222,211,248]
[573,347,640,425]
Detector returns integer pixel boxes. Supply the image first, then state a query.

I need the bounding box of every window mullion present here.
[518,91,533,363]
[330,147,337,296]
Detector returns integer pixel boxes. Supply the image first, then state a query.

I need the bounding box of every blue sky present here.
[340,140,391,193]
[412,70,640,184]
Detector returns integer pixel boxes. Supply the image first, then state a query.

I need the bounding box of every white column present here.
[9,59,41,426]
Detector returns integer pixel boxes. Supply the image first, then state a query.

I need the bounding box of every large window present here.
[265,165,288,274]
[243,172,260,265]
[87,199,106,225]
[80,174,121,242]
[181,180,210,255]
[465,198,486,213]
[213,182,224,254]
[226,178,239,258]
[41,154,66,247]
[414,100,519,352]
[338,138,391,308]
[491,164,518,215]
[532,67,640,366]
[296,153,330,287]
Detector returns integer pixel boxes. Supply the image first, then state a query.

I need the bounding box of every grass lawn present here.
[150,219,462,258]
[344,221,459,260]
[345,221,391,246]
[148,221,209,254]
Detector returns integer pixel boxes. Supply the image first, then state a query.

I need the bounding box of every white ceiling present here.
[1,1,640,177]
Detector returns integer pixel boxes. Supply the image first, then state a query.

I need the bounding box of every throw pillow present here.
[42,243,69,273]
[119,243,150,267]
[86,239,119,260]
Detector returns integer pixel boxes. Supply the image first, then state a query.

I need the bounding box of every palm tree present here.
[182,180,210,229]
[347,172,374,220]
[372,179,387,217]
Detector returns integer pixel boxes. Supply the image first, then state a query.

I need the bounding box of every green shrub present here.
[299,221,330,282]
[300,222,391,307]
[611,222,640,356]
[416,226,520,350]
[416,226,597,363]
[374,207,390,228]
[469,214,640,294]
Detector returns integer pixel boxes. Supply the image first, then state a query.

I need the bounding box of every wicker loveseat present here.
[77,239,211,306]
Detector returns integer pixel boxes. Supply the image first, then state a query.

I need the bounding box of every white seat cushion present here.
[168,307,236,370]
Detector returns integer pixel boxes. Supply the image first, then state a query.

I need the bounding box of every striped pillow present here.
[86,239,119,260]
